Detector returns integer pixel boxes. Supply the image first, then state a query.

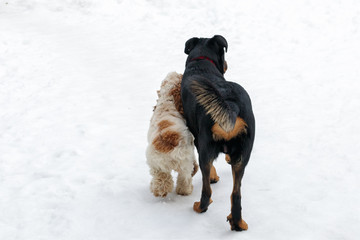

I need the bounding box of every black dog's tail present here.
[190,78,237,132]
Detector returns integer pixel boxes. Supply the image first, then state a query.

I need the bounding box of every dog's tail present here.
[190,78,238,132]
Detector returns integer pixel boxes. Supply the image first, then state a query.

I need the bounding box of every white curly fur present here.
[146,72,198,197]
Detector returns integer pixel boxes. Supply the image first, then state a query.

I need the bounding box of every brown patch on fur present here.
[152,130,180,153]
[168,80,184,116]
[225,154,231,163]
[227,214,248,231]
[158,120,174,131]
[212,117,247,141]
[210,165,220,183]
[160,80,168,88]
[224,60,228,73]
[193,199,213,213]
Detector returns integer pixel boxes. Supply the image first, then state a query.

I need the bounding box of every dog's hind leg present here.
[176,155,196,196]
[176,171,193,196]
[150,168,174,197]
[193,154,213,213]
[227,162,248,231]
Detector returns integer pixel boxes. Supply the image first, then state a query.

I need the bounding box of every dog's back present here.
[147,72,192,158]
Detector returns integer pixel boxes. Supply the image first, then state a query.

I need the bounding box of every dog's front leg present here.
[193,159,213,213]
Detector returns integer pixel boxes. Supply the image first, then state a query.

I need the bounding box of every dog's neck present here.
[186,58,223,76]
[190,56,216,66]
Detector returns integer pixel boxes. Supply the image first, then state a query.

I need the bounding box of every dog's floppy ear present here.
[212,35,228,52]
[184,37,199,54]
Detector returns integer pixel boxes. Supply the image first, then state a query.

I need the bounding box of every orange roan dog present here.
[181,35,255,231]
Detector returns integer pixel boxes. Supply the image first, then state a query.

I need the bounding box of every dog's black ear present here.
[212,35,228,52]
[184,37,199,54]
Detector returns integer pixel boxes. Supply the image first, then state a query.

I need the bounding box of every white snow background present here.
[1,0,359,239]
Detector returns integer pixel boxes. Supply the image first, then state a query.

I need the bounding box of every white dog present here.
[146,72,198,197]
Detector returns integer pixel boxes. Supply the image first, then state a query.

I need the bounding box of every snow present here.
[1,0,360,239]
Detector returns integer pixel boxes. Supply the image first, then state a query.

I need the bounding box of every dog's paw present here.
[210,175,220,184]
[150,172,174,197]
[193,202,206,213]
[193,199,213,213]
[153,191,168,198]
[227,214,248,231]
[210,165,220,184]
[176,184,193,196]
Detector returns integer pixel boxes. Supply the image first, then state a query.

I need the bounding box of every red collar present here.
[190,56,216,66]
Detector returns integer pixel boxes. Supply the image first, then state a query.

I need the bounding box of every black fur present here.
[181,35,255,231]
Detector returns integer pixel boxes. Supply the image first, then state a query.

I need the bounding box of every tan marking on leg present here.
[193,201,202,213]
[227,163,247,231]
[211,117,247,141]
[193,199,213,213]
[210,165,220,183]
[225,154,231,163]
[239,219,248,230]
[194,162,213,213]
[168,77,184,116]
[227,214,248,231]
[152,130,180,153]
[158,120,174,131]
[191,161,199,177]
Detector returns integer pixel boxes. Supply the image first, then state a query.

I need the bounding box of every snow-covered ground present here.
[1,0,360,239]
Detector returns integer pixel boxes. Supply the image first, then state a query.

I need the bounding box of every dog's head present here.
[184,35,228,74]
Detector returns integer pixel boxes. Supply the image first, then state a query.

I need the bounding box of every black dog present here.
[181,35,255,231]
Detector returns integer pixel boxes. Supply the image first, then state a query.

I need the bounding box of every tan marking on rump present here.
[152,130,180,153]
[157,120,174,131]
[211,117,247,141]
[168,80,184,116]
